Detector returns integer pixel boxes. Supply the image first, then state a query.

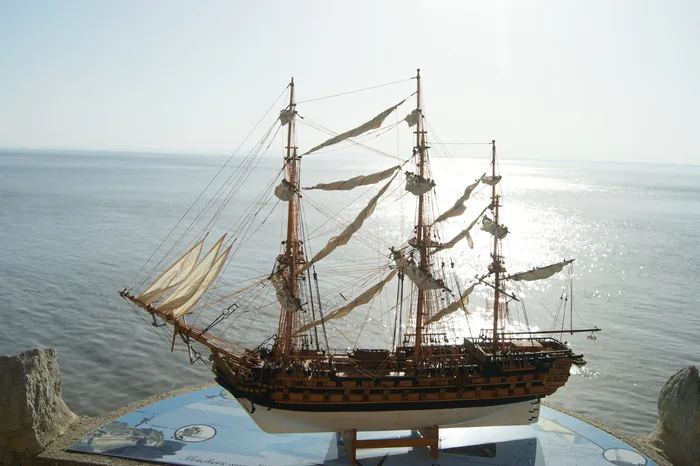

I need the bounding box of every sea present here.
[0,148,698,437]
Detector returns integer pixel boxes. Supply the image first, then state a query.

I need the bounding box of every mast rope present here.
[136,87,284,294]
[392,271,402,349]
[432,142,493,145]
[312,267,330,353]
[422,117,467,177]
[212,280,274,337]
[191,272,270,327]
[298,117,406,161]
[183,122,287,319]
[128,84,290,290]
[123,299,176,347]
[302,158,410,243]
[300,118,403,153]
[193,122,283,243]
[296,77,415,104]
[133,118,279,290]
[301,182,405,254]
[222,170,281,251]
[189,165,282,326]
[317,266,388,305]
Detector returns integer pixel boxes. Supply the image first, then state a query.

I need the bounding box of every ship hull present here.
[210,340,578,433]
[234,396,540,433]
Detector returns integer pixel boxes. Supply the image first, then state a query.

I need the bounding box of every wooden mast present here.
[489,140,502,354]
[279,78,299,360]
[414,68,427,360]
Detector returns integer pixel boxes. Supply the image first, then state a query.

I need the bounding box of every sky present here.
[1,1,698,164]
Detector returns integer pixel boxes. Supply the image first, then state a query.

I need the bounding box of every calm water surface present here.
[0,150,698,436]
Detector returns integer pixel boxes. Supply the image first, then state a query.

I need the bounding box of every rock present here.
[648,366,700,466]
[0,348,76,464]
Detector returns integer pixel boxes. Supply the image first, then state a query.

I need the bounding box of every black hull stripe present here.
[215,376,540,413]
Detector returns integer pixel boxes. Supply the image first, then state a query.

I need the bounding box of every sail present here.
[157,235,226,313]
[304,165,399,191]
[405,262,442,290]
[304,99,406,155]
[481,174,502,186]
[434,179,480,223]
[404,109,420,127]
[405,173,435,196]
[274,181,296,201]
[508,259,575,282]
[481,216,509,239]
[271,274,302,313]
[295,269,398,334]
[392,250,444,290]
[137,241,203,304]
[169,246,231,318]
[300,176,396,272]
[423,283,475,326]
[434,204,466,224]
[279,108,295,126]
[431,206,488,253]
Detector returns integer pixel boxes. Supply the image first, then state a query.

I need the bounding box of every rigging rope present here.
[128,84,290,290]
[432,142,493,145]
[296,77,415,104]
[298,116,406,161]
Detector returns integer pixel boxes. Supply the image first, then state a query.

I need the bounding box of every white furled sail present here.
[508,259,575,282]
[405,262,442,290]
[138,241,203,305]
[404,109,420,127]
[157,235,227,314]
[481,215,509,239]
[435,204,466,224]
[274,181,296,201]
[393,250,444,290]
[279,108,295,126]
[304,165,399,191]
[300,176,396,272]
[423,283,475,326]
[434,179,481,223]
[405,172,435,196]
[431,206,489,253]
[169,246,231,318]
[271,275,302,313]
[304,99,406,155]
[480,174,502,186]
[430,227,470,252]
[295,269,398,334]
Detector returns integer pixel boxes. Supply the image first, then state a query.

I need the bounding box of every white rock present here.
[648,366,700,466]
[0,348,76,463]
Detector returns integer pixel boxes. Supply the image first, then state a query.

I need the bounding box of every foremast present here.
[276,78,302,360]
[414,69,429,360]
[488,140,505,354]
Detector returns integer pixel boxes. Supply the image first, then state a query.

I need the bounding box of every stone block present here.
[0,348,76,462]
[648,366,700,466]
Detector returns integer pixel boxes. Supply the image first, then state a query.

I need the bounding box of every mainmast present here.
[488,140,505,353]
[277,78,301,360]
[414,69,428,360]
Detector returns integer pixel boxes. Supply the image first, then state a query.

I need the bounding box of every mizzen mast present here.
[277,78,302,360]
[414,69,428,360]
[488,140,505,353]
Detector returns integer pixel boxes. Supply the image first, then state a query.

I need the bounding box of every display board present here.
[68,386,654,466]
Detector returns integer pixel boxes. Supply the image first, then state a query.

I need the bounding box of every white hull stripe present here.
[236,397,540,434]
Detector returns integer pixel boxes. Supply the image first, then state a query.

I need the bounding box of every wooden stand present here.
[339,425,439,465]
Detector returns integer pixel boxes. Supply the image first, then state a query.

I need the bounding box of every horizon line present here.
[0,146,698,168]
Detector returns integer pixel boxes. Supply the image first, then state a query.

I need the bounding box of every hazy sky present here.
[1,1,698,164]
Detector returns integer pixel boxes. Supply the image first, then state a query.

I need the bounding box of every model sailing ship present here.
[120,70,599,434]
